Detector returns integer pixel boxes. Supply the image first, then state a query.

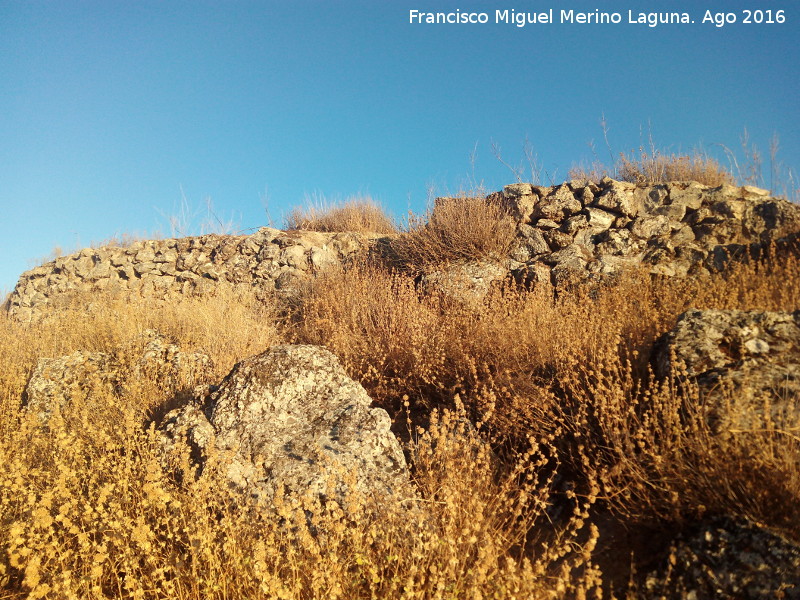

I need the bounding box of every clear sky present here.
[2,1,798,295]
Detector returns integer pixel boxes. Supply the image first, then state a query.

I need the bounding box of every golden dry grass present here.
[1,231,799,597]
[570,149,736,187]
[391,195,517,272]
[0,286,603,599]
[285,196,397,234]
[293,251,800,541]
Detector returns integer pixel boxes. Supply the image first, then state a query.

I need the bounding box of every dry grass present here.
[293,251,800,544]
[0,285,604,599]
[564,359,800,540]
[2,229,799,597]
[617,149,735,186]
[285,196,398,234]
[391,195,517,272]
[570,148,735,187]
[294,249,799,431]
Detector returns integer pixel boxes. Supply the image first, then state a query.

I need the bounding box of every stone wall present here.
[500,178,800,287]
[6,227,382,321]
[5,178,800,320]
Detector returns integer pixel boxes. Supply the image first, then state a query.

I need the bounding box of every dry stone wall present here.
[6,227,382,321]
[500,177,800,288]
[5,178,800,320]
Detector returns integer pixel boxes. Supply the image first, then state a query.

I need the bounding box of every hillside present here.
[1,177,799,599]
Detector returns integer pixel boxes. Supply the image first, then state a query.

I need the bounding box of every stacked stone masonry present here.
[500,177,800,288]
[5,178,800,320]
[6,228,381,321]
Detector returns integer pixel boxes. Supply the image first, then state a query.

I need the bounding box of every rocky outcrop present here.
[644,517,800,599]
[159,345,411,510]
[654,309,800,434]
[6,228,381,321]
[22,330,212,423]
[502,178,800,289]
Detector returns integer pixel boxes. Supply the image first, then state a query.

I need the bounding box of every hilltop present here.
[1,176,799,599]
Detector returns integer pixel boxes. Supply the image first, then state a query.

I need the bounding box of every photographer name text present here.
[408,8,787,28]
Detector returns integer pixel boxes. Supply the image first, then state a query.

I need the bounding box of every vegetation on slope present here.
[1,150,799,598]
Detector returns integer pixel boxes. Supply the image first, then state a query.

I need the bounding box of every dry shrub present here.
[285,196,397,234]
[564,351,800,541]
[392,195,517,271]
[0,399,604,599]
[0,291,605,598]
[294,252,800,442]
[294,261,574,437]
[1,228,798,597]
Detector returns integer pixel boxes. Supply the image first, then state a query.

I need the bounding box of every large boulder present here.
[159,345,411,509]
[23,350,120,423]
[654,309,800,434]
[644,517,800,599]
[22,330,213,424]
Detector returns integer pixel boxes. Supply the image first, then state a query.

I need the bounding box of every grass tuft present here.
[391,194,517,272]
[285,195,398,234]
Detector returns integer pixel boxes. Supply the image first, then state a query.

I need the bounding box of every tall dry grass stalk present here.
[617,149,735,186]
[570,149,735,187]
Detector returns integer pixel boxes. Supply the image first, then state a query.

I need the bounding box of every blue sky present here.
[2,1,798,294]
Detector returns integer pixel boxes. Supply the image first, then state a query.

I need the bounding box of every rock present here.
[630,215,672,240]
[23,351,119,423]
[668,181,707,210]
[561,214,589,235]
[651,203,687,221]
[511,262,553,291]
[503,194,539,223]
[159,345,411,510]
[586,207,616,231]
[533,185,583,223]
[544,229,574,251]
[636,184,669,212]
[593,178,641,217]
[654,309,800,434]
[419,262,507,304]
[503,183,533,198]
[517,224,550,255]
[22,332,213,424]
[742,185,771,197]
[644,517,800,600]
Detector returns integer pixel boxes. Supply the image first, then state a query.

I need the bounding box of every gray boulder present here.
[23,350,119,423]
[644,517,800,599]
[654,309,800,434]
[22,331,213,424]
[159,345,411,509]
